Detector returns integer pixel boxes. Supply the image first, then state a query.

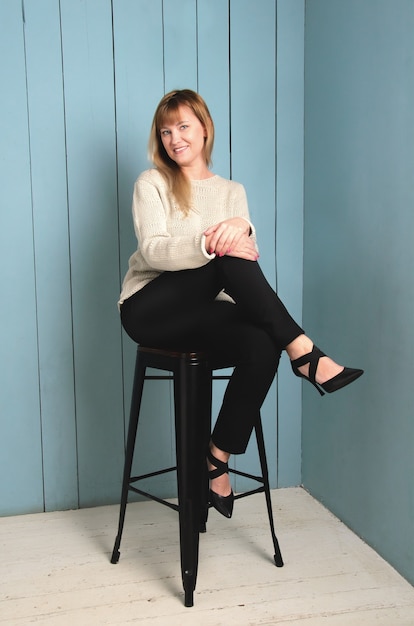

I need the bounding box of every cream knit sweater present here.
[118,168,256,307]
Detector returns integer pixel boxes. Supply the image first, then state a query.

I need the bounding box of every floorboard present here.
[0,488,413,625]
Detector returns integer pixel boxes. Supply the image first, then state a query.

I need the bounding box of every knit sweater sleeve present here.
[133,172,214,271]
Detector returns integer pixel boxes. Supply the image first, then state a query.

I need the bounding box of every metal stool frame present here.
[111,346,283,607]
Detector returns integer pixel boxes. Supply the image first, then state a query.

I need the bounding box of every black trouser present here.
[120,257,303,454]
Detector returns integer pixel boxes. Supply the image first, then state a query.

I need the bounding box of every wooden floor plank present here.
[0,488,413,625]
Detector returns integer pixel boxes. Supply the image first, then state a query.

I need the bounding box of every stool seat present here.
[111,345,283,607]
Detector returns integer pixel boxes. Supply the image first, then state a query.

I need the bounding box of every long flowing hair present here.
[148,89,215,215]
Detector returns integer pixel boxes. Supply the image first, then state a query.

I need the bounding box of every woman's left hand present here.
[204,218,251,257]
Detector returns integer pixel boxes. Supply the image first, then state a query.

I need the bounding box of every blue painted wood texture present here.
[23,0,79,511]
[0,0,303,515]
[303,0,414,587]
[0,0,44,515]
[275,0,304,486]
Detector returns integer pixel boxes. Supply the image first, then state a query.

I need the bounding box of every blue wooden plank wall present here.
[0,0,304,516]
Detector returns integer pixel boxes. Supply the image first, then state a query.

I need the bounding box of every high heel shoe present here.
[291,345,363,396]
[207,450,234,519]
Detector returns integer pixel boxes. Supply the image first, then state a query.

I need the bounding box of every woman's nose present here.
[170,129,180,143]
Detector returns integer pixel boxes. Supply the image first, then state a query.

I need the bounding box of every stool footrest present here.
[233,486,265,501]
[128,465,179,510]
[229,468,265,483]
[128,485,179,512]
[129,466,176,483]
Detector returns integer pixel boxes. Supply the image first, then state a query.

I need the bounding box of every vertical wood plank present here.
[24,0,78,511]
[276,0,305,487]
[113,0,176,497]
[197,0,233,469]
[113,0,165,274]
[60,0,124,507]
[0,1,44,514]
[163,0,198,91]
[230,0,278,487]
[197,0,231,178]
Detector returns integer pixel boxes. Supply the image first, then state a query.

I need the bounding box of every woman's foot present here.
[286,335,343,384]
[287,336,363,396]
[207,443,234,518]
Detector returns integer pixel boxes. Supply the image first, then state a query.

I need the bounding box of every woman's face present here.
[159,105,207,171]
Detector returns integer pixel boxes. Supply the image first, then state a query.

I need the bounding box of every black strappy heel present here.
[207,450,234,519]
[291,345,363,396]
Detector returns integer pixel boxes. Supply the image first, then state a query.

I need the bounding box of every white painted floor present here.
[1,488,413,625]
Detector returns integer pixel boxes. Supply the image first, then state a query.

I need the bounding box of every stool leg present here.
[199,374,213,534]
[111,358,146,565]
[174,357,211,607]
[255,417,284,567]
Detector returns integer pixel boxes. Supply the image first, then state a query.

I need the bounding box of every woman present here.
[119,89,363,519]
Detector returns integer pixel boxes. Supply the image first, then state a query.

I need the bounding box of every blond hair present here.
[148,89,214,215]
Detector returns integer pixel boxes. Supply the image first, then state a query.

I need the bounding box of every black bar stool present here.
[111,346,283,607]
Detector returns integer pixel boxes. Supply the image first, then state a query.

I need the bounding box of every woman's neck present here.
[180,164,214,181]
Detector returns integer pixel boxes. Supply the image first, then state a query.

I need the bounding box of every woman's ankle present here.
[288,339,344,384]
[209,441,230,464]
[285,334,313,360]
[208,442,232,497]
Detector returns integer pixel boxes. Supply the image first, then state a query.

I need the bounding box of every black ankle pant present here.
[120,257,303,454]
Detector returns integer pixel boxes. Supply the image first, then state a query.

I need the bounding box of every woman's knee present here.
[237,326,281,371]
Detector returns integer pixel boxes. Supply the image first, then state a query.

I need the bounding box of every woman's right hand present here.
[226,234,259,261]
[204,218,259,262]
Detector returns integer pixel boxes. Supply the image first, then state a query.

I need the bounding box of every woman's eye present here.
[180,125,188,130]
[161,130,170,136]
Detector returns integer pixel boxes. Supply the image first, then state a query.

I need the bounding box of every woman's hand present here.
[204,218,257,260]
[226,236,259,261]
